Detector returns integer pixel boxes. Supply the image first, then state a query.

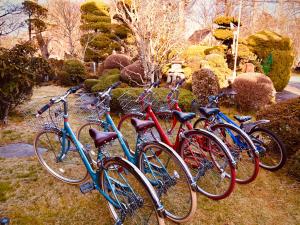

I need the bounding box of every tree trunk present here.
[36,33,50,59]
[0,104,10,125]
[28,15,32,41]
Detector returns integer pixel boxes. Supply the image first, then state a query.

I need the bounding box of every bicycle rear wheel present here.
[249,127,286,171]
[138,141,197,223]
[34,130,88,184]
[99,157,165,225]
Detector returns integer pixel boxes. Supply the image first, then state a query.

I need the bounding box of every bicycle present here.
[77,82,197,223]
[117,81,237,200]
[193,92,287,171]
[157,80,259,184]
[33,85,166,225]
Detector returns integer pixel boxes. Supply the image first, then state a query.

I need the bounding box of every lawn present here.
[0,85,299,225]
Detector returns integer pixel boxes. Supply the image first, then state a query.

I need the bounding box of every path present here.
[0,143,45,158]
[276,74,300,102]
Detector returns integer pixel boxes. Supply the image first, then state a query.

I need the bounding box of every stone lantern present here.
[167,61,185,84]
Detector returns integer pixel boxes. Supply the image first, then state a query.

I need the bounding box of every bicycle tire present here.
[249,127,287,171]
[99,156,165,225]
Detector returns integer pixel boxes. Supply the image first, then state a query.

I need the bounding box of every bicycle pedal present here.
[80,182,95,194]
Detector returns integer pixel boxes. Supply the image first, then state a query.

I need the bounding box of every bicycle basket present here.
[118,91,156,114]
[73,93,106,123]
[22,98,64,132]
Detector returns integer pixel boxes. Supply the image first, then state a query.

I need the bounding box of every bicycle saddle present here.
[234,115,252,123]
[89,128,118,148]
[172,110,196,123]
[131,118,155,132]
[199,107,220,117]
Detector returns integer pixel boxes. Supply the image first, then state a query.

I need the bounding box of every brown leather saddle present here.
[131,118,155,132]
[89,128,118,148]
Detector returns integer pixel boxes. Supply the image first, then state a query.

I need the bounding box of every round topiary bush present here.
[58,59,87,86]
[246,30,294,91]
[232,72,275,111]
[120,61,146,86]
[192,68,220,106]
[288,149,300,180]
[103,54,131,70]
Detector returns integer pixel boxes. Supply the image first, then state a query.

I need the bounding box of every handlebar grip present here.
[110,81,122,90]
[152,80,160,88]
[69,84,84,94]
[37,101,54,115]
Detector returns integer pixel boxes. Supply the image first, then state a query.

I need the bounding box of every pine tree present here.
[22,0,49,58]
[80,1,129,65]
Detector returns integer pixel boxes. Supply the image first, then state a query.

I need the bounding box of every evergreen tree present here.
[80,1,129,65]
[22,0,47,41]
[22,0,49,58]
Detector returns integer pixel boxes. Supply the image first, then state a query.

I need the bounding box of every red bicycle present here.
[155,80,259,184]
[118,81,237,200]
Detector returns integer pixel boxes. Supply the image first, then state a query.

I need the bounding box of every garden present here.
[0,0,300,225]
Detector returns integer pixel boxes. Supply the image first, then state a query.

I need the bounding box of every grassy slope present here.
[0,85,299,225]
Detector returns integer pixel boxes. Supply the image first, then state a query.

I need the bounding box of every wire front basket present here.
[22,98,64,132]
[118,91,156,114]
[73,93,107,123]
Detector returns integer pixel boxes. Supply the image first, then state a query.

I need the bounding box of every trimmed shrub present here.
[84,69,121,92]
[84,79,99,90]
[204,45,227,56]
[58,59,87,86]
[201,54,232,88]
[181,45,209,62]
[233,72,275,111]
[246,30,294,91]
[92,74,120,92]
[103,54,131,70]
[213,29,233,41]
[110,88,195,112]
[120,61,146,86]
[214,16,239,26]
[256,97,300,156]
[192,69,220,105]
[288,149,300,180]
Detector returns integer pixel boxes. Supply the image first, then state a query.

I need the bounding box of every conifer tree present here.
[80,1,129,65]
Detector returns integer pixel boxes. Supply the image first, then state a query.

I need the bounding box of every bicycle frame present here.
[94,111,171,188]
[57,101,129,209]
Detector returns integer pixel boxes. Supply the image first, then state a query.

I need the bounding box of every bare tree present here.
[47,0,81,56]
[0,1,24,37]
[110,0,188,83]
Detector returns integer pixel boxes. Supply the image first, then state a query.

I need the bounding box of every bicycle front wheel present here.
[138,142,197,223]
[34,130,88,184]
[249,127,287,171]
[211,123,259,184]
[99,157,165,225]
[179,129,236,200]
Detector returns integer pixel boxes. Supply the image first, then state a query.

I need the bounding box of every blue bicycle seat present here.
[234,115,252,123]
[172,111,196,123]
[199,107,220,117]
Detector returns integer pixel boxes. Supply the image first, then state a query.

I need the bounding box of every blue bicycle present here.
[193,93,287,171]
[76,82,197,223]
[33,85,166,225]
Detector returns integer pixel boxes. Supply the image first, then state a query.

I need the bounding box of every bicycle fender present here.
[242,120,270,133]
[102,156,165,217]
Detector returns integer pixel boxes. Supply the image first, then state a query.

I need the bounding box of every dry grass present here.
[0,85,299,225]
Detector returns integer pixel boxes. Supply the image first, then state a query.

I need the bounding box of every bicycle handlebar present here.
[37,84,83,116]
